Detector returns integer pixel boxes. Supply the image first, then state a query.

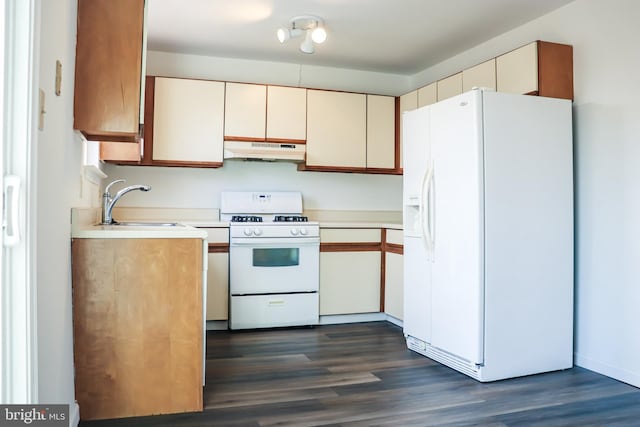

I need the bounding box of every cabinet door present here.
[224,82,267,140]
[366,95,395,169]
[399,90,418,170]
[306,90,367,168]
[384,229,404,320]
[463,59,496,92]
[152,77,225,163]
[320,228,381,315]
[267,86,307,141]
[74,0,144,141]
[496,42,538,95]
[417,83,437,108]
[384,252,404,320]
[207,252,229,321]
[320,251,381,315]
[437,72,463,101]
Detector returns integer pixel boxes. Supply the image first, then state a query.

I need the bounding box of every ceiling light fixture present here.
[276,15,327,54]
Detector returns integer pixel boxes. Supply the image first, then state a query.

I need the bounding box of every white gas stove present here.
[221,192,320,330]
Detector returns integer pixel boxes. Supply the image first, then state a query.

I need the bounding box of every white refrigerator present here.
[402,88,574,382]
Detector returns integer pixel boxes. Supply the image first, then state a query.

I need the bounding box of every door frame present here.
[1,0,40,403]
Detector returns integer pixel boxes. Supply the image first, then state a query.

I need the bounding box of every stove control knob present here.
[244,228,253,236]
[254,228,263,236]
[290,228,299,236]
[299,228,308,236]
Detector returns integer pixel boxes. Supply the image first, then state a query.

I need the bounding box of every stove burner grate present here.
[274,215,308,222]
[231,215,263,223]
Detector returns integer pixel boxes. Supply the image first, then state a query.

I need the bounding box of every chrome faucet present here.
[101,179,152,224]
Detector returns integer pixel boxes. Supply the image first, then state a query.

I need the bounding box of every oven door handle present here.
[230,237,320,246]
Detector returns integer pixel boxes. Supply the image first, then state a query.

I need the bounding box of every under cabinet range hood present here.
[223,140,306,162]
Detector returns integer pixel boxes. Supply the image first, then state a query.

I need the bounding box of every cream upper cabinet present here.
[306,90,367,168]
[266,85,307,141]
[400,90,418,112]
[496,42,538,95]
[224,82,267,139]
[463,59,497,92]
[417,82,437,108]
[437,72,463,101]
[399,90,418,170]
[366,95,395,169]
[152,77,225,163]
[496,41,573,100]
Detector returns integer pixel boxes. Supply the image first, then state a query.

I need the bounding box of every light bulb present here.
[299,30,314,54]
[311,26,327,44]
[277,28,289,43]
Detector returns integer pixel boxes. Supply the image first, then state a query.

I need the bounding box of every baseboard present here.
[206,320,229,330]
[385,314,403,327]
[207,316,401,329]
[69,401,80,427]
[319,312,387,325]
[575,352,640,388]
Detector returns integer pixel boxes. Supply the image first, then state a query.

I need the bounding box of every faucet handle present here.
[104,179,125,195]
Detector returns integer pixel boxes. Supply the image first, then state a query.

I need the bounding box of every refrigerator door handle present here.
[420,163,434,259]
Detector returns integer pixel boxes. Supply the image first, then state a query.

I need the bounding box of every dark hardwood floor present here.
[81,322,640,426]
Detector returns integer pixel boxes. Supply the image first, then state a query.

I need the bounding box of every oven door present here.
[229,236,320,295]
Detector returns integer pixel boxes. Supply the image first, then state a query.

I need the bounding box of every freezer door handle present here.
[420,164,434,259]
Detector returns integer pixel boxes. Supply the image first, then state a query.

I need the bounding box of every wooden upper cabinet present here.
[437,72,463,101]
[496,41,573,100]
[266,86,307,141]
[366,95,395,170]
[74,0,145,142]
[417,83,437,108]
[224,83,267,140]
[463,59,496,92]
[306,90,367,169]
[150,77,225,166]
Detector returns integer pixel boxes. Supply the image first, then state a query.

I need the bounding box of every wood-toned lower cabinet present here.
[319,228,381,315]
[202,228,229,321]
[71,237,204,420]
[383,229,404,320]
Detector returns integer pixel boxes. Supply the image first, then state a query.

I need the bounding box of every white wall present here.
[410,0,640,387]
[36,0,96,420]
[146,50,411,96]
[106,51,407,213]
[105,161,402,211]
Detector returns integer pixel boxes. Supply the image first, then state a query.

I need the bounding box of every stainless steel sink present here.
[110,222,180,227]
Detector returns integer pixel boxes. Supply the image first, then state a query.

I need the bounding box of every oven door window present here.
[253,248,299,267]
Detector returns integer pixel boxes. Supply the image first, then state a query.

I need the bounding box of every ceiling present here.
[147,0,575,75]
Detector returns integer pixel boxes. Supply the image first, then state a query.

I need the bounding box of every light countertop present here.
[72,207,403,237]
[71,208,207,239]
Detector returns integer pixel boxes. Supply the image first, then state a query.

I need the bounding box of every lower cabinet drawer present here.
[230,293,319,330]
